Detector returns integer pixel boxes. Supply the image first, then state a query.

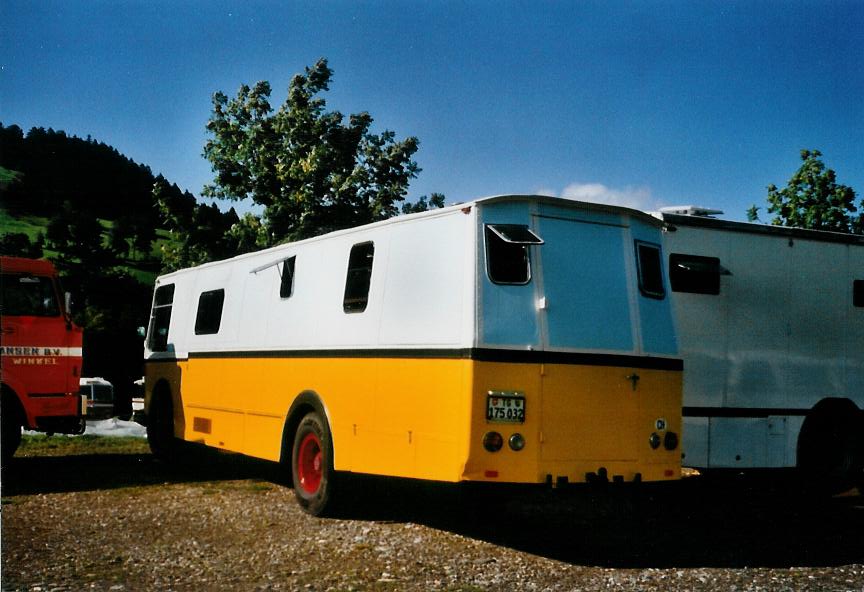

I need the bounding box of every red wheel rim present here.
[297,432,323,494]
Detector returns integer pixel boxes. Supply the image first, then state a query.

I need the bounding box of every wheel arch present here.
[145,377,172,413]
[1,380,31,427]
[1,382,26,422]
[279,390,335,468]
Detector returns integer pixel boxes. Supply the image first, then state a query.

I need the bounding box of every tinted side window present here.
[854,280,864,308]
[635,241,665,299]
[670,253,722,295]
[343,243,374,313]
[148,284,175,352]
[194,289,225,335]
[280,256,296,299]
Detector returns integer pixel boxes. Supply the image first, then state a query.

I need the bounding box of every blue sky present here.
[2,1,862,221]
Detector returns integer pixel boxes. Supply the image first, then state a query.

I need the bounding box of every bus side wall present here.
[667,224,864,469]
[146,210,478,481]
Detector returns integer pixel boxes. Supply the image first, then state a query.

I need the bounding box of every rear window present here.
[635,241,665,299]
[0,274,60,317]
[194,289,225,335]
[485,224,543,285]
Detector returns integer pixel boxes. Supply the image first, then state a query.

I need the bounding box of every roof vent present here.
[659,205,724,217]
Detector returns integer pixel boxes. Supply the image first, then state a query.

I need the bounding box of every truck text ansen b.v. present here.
[142,195,683,515]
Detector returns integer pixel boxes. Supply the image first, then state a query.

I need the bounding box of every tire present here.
[291,411,339,516]
[146,390,177,462]
[1,394,23,463]
[797,400,864,495]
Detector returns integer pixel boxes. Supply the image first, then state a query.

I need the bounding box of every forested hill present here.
[0,122,190,223]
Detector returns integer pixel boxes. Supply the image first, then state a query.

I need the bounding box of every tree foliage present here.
[153,175,245,272]
[748,149,861,234]
[203,58,441,244]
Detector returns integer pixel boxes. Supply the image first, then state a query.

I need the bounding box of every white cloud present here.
[559,182,657,211]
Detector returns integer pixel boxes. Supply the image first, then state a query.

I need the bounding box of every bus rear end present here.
[466,197,682,485]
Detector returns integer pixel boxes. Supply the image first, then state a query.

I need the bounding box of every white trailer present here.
[655,207,864,492]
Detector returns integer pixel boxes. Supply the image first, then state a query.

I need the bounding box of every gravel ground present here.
[2,448,863,591]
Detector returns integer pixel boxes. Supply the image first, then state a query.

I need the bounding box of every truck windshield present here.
[1,274,60,317]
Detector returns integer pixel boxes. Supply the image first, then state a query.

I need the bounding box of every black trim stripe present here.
[147,348,683,371]
[684,406,809,418]
[27,392,68,398]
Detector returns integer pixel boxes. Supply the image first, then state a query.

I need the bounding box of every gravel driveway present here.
[2,445,862,591]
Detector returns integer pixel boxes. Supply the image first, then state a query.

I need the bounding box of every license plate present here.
[486,392,525,423]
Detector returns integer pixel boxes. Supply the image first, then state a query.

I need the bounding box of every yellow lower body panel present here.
[145,355,681,484]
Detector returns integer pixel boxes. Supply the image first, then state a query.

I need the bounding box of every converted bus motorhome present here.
[143,195,683,515]
[656,207,864,492]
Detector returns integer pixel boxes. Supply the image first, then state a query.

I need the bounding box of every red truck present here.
[1,256,85,460]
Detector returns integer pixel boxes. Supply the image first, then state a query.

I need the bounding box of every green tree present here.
[0,232,42,258]
[203,58,442,245]
[748,149,861,234]
[45,201,115,273]
[154,177,242,271]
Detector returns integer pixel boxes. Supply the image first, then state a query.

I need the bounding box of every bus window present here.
[485,224,543,285]
[280,256,296,299]
[195,289,226,335]
[343,242,374,313]
[148,284,175,352]
[635,241,665,299]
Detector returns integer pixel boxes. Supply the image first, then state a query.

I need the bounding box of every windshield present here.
[1,274,60,317]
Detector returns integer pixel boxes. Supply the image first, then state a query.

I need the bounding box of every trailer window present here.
[194,289,225,335]
[635,241,665,299]
[0,274,60,317]
[854,280,864,308]
[147,284,175,352]
[344,242,374,313]
[485,224,543,285]
[669,253,722,295]
[280,256,296,299]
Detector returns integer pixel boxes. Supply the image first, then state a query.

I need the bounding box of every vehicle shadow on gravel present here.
[4,450,862,570]
[339,473,864,570]
[0,449,284,497]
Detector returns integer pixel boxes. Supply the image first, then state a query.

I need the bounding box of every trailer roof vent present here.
[659,205,724,217]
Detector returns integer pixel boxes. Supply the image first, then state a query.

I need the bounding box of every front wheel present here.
[291,411,339,516]
[1,395,23,462]
[146,390,177,462]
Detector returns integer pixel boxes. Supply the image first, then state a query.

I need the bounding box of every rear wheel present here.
[291,411,338,516]
[797,400,864,495]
